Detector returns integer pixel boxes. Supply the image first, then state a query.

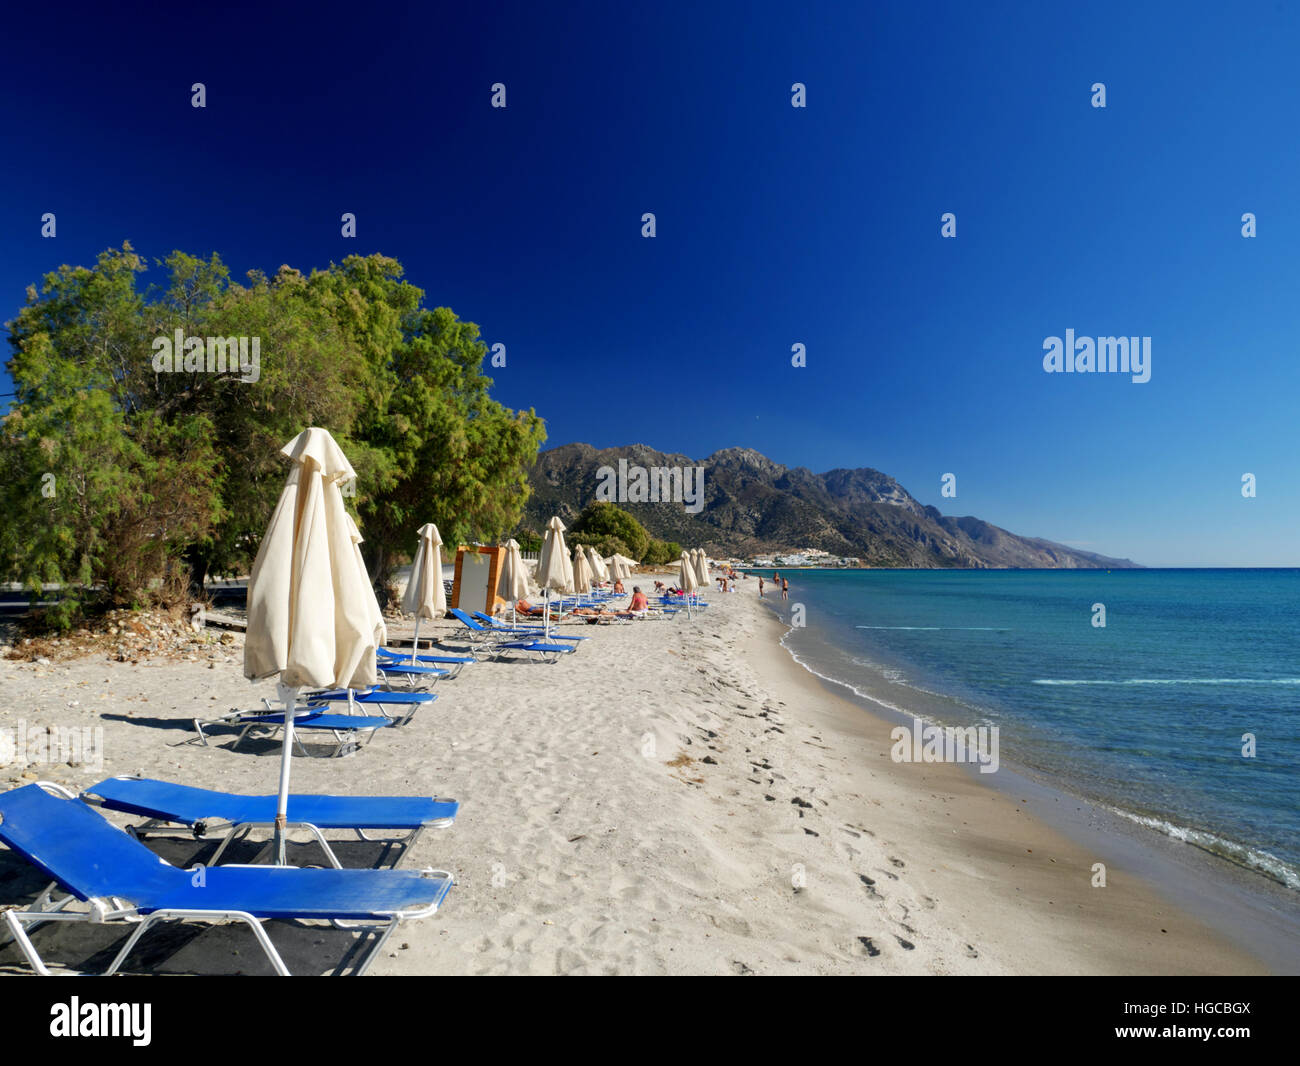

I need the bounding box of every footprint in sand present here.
[857,936,882,958]
[858,874,882,900]
[894,935,915,951]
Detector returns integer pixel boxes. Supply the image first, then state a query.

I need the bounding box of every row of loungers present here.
[0,601,625,973]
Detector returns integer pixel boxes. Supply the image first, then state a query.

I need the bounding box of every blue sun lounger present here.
[444,608,523,654]
[0,783,453,976]
[469,611,590,641]
[374,660,448,689]
[305,688,437,726]
[77,777,458,869]
[379,648,476,678]
[492,640,577,663]
[191,708,394,757]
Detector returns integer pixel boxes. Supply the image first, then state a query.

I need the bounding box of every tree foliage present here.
[641,538,683,566]
[569,502,650,561]
[1,243,545,622]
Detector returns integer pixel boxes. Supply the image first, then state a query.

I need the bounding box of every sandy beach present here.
[0,581,1277,976]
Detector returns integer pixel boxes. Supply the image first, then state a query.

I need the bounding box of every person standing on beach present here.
[758,576,765,597]
[781,578,789,601]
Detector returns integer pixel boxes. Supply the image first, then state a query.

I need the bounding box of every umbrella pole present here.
[544,589,550,640]
[411,618,421,665]
[274,681,297,866]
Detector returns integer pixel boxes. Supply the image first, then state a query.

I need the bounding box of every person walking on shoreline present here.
[781,578,789,601]
[758,576,765,597]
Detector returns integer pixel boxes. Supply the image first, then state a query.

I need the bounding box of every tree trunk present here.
[184,546,209,599]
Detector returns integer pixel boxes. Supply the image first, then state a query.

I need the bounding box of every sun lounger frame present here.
[0,784,452,977]
[73,780,455,870]
[189,704,393,758]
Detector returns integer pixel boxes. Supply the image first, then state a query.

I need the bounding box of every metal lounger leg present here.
[105,910,292,977]
[4,909,55,976]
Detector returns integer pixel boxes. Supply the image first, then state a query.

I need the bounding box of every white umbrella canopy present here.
[606,553,633,582]
[497,538,531,623]
[401,522,446,660]
[694,548,711,588]
[678,551,699,593]
[536,517,572,592]
[560,542,576,596]
[244,427,378,862]
[346,513,388,654]
[678,550,699,617]
[586,545,609,583]
[536,516,573,637]
[572,545,595,593]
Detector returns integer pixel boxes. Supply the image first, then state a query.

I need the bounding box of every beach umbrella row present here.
[697,548,711,587]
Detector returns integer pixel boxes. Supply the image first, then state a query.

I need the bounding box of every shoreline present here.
[753,595,1297,974]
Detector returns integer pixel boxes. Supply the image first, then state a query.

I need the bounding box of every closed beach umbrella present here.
[677,550,699,619]
[572,545,595,594]
[694,548,711,588]
[607,553,633,582]
[560,541,576,597]
[244,427,378,862]
[537,516,573,636]
[586,545,609,584]
[401,522,446,661]
[498,538,530,623]
[347,513,388,654]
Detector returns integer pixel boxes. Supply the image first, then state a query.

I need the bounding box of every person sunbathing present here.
[573,587,650,622]
[515,600,547,617]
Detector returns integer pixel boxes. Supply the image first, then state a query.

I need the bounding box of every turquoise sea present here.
[746,568,1300,891]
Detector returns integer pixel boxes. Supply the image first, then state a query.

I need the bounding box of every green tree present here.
[641,538,683,566]
[569,531,631,560]
[350,297,546,581]
[1,244,546,619]
[1,245,222,613]
[569,502,650,561]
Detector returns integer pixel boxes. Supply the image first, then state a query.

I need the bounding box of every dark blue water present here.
[748,568,1300,891]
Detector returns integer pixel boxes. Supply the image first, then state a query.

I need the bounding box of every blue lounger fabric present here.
[0,784,451,919]
[306,690,435,706]
[239,711,395,731]
[85,777,459,830]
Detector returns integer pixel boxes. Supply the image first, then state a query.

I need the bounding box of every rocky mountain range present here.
[523,443,1140,569]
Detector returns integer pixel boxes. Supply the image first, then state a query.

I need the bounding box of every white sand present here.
[0,582,1267,975]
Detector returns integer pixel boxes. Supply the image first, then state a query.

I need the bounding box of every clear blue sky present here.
[3,1,1298,566]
